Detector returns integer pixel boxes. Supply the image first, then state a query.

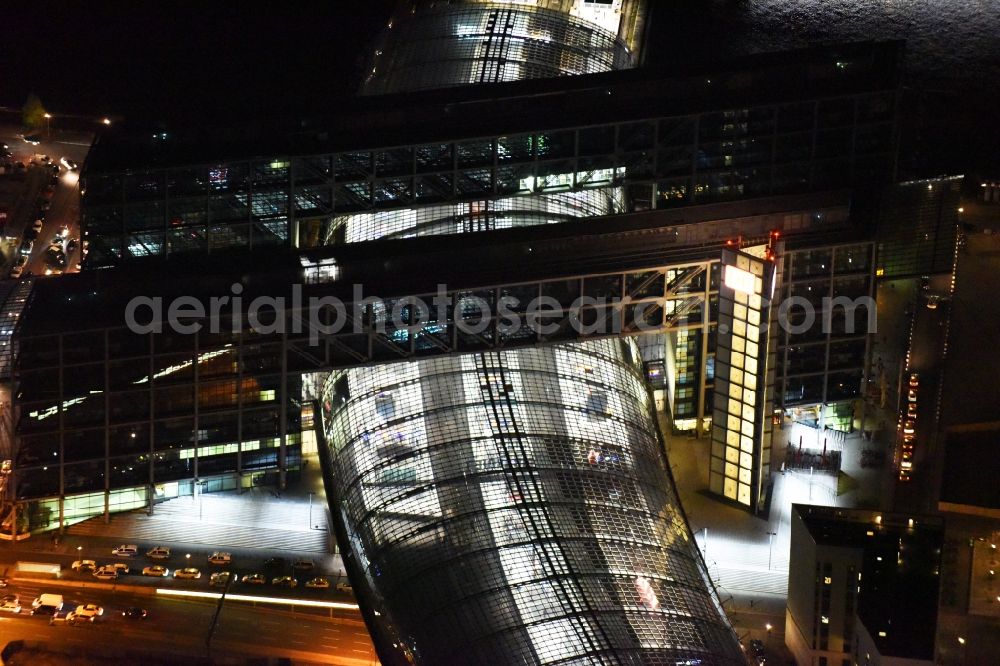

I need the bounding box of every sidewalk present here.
[65,456,337,558]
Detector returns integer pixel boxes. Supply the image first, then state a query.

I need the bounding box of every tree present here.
[23,93,47,130]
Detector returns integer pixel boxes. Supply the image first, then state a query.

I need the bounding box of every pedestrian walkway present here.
[710,565,788,596]
[66,455,334,554]
[66,493,330,553]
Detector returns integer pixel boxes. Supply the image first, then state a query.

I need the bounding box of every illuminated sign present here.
[710,249,776,511]
[723,265,757,295]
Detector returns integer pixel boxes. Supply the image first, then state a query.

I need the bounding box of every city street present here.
[0,456,377,663]
[0,577,376,664]
[1,123,91,279]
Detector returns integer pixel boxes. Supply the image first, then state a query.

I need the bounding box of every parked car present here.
[112,544,138,557]
[10,255,28,278]
[0,595,21,613]
[60,157,78,170]
[71,559,96,572]
[121,607,148,619]
[335,580,353,594]
[263,557,287,570]
[209,572,233,587]
[142,565,169,577]
[174,567,201,580]
[73,603,104,621]
[31,219,44,234]
[146,546,171,559]
[107,562,130,575]
[292,559,314,572]
[304,577,329,589]
[92,567,118,580]
[207,552,232,565]
[271,576,297,588]
[242,573,266,585]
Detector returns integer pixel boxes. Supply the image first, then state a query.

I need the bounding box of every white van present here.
[32,593,63,609]
[112,544,138,557]
[31,593,63,615]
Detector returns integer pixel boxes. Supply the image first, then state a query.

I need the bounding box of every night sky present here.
[1,1,395,124]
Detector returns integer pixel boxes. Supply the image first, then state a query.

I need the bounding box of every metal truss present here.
[286,260,715,372]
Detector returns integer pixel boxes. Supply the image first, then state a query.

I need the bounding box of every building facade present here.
[786,504,941,666]
[322,339,745,664]
[3,5,898,544]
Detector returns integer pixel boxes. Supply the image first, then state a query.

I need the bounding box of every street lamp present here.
[767,530,778,570]
[101,117,111,126]
[185,553,191,561]
[308,491,314,529]
[43,113,51,139]
[196,479,206,521]
[765,623,773,644]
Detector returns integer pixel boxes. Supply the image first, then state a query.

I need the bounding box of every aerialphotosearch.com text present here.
[125,282,876,344]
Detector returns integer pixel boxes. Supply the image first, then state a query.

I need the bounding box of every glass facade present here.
[774,242,875,408]
[4,3,892,661]
[322,339,745,665]
[81,64,899,265]
[9,322,301,529]
[363,2,635,95]
[875,176,961,279]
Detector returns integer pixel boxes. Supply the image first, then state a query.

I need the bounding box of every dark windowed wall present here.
[775,242,875,414]
[11,323,301,530]
[82,91,896,265]
[322,339,745,665]
[876,176,960,278]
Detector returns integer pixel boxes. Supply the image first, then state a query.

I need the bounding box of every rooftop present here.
[794,504,942,661]
[83,41,902,174]
[939,426,1000,512]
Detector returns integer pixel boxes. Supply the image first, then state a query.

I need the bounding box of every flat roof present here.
[794,504,942,660]
[83,41,902,174]
[940,427,1000,511]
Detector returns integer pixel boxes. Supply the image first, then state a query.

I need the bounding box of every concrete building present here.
[786,504,941,666]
